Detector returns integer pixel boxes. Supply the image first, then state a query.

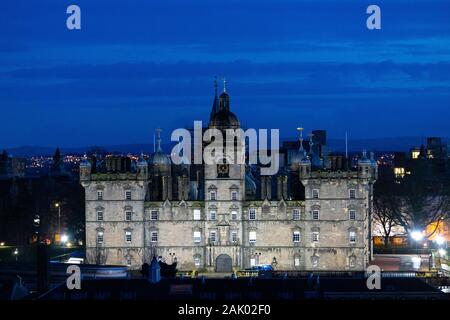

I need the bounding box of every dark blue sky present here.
[1,0,449,148]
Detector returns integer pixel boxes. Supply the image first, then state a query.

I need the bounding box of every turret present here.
[357,150,372,179]
[137,152,148,180]
[79,154,91,182]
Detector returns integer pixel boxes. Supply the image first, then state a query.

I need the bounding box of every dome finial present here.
[156,128,162,152]
[222,77,227,93]
[297,126,304,152]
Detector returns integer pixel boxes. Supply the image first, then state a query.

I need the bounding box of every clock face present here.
[217,164,229,178]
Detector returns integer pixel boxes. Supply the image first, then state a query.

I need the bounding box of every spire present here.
[222,77,227,93]
[156,128,162,152]
[297,126,305,153]
[210,76,219,121]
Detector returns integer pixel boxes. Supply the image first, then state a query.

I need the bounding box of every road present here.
[371,254,431,271]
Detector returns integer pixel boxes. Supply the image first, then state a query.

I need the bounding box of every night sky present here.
[1,0,449,148]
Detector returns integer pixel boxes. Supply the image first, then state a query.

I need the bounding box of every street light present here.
[55,203,61,241]
[434,235,445,246]
[411,231,424,242]
[13,248,19,262]
[61,234,69,244]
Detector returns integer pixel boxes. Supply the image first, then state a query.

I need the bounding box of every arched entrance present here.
[215,254,232,272]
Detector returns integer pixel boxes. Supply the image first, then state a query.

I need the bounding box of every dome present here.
[210,109,240,129]
[137,152,148,166]
[151,150,171,166]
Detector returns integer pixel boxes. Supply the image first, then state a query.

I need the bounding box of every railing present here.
[235,270,442,279]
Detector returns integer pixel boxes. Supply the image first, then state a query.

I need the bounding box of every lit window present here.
[97,211,104,221]
[97,232,104,244]
[249,231,256,243]
[125,231,132,243]
[312,232,319,243]
[249,209,256,220]
[210,231,217,243]
[250,258,256,267]
[193,231,202,243]
[231,232,238,243]
[293,209,300,220]
[312,210,320,220]
[312,189,319,199]
[294,257,300,267]
[125,191,132,201]
[349,231,356,243]
[210,210,216,220]
[151,210,158,221]
[194,257,201,267]
[312,257,319,268]
[97,191,103,201]
[231,211,238,220]
[349,210,356,220]
[210,191,216,201]
[151,231,158,242]
[293,231,301,243]
[193,209,201,220]
[125,211,132,221]
[349,189,356,199]
[231,191,238,201]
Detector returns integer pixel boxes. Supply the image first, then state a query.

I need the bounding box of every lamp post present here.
[55,203,61,242]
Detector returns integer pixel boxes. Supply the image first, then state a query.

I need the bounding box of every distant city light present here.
[66,242,72,248]
[13,248,19,255]
[0,242,5,247]
[411,231,424,242]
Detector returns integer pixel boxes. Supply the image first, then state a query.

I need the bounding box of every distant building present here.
[81,81,377,272]
[0,150,26,179]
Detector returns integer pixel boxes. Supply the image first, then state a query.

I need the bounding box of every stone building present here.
[80,82,377,272]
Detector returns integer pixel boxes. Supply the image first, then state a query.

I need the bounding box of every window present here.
[312,257,319,268]
[349,210,356,220]
[231,191,238,201]
[312,232,319,243]
[349,231,356,243]
[97,232,104,244]
[249,231,257,244]
[151,231,158,242]
[125,211,132,221]
[249,209,256,220]
[193,231,202,243]
[210,191,216,201]
[210,210,216,221]
[312,210,320,220]
[250,258,256,267]
[151,210,158,221]
[126,258,132,266]
[231,210,238,220]
[194,209,201,220]
[349,256,356,268]
[97,211,104,221]
[125,191,132,201]
[97,191,103,201]
[193,209,201,220]
[293,209,300,220]
[125,231,132,243]
[349,189,356,199]
[293,231,301,243]
[231,232,238,243]
[294,257,300,267]
[210,231,217,243]
[312,189,319,199]
[194,257,201,267]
